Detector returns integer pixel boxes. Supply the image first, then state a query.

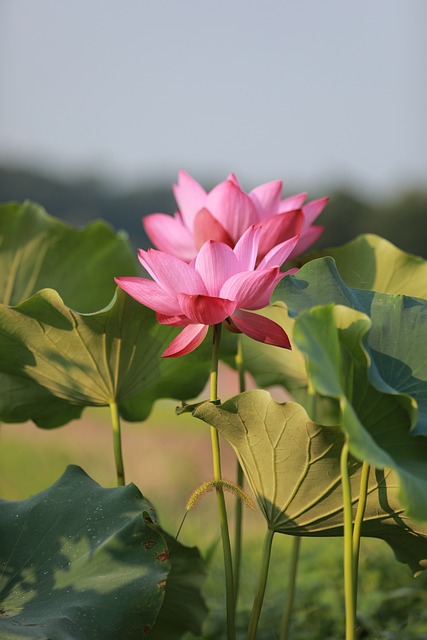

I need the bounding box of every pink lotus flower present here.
[143,170,328,264]
[115,226,298,357]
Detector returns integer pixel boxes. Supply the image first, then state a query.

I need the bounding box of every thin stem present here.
[341,441,356,640]
[175,511,188,541]
[236,333,246,393]
[280,536,301,640]
[233,334,246,604]
[210,323,222,401]
[210,324,236,640]
[352,462,370,605]
[109,401,125,486]
[234,464,244,603]
[247,528,275,640]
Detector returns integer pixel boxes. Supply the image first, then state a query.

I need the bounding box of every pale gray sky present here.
[1,0,426,196]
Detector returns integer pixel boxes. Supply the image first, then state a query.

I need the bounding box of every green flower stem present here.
[234,463,244,603]
[210,323,236,640]
[352,462,370,603]
[340,441,356,640]
[236,333,246,394]
[279,536,301,640]
[109,400,125,486]
[247,527,275,640]
[234,334,246,604]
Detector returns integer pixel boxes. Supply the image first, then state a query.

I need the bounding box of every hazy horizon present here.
[1,1,426,197]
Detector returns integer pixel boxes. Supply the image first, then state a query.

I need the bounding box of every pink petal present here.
[279,192,307,212]
[225,173,241,187]
[143,213,196,262]
[156,312,191,326]
[220,268,283,310]
[172,170,207,230]
[288,225,324,259]
[230,309,291,349]
[115,277,181,315]
[233,225,261,272]
[195,241,238,295]
[205,179,259,242]
[177,292,236,325]
[257,235,301,271]
[255,210,304,263]
[194,208,234,250]
[138,249,207,296]
[162,324,209,358]
[302,196,329,229]
[249,180,282,219]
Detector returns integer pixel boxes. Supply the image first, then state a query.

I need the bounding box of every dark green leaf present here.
[276,258,427,437]
[0,465,169,639]
[292,304,427,520]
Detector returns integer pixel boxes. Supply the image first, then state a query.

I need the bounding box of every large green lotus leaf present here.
[237,235,427,410]
[274,258,427,437]
[194,391,427,576]
[0,201,138,311]
[147,532,208,640]
[0,465,169,639]
[0,201,139,426]
[312,233,427,298]
[0,288,211,426]
[291,304,427,520]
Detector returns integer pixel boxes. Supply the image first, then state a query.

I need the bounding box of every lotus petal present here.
[138,249,206,296]
[143,212,196,262]
[279,192,307,212]
[257,235,301,271]
[249,180,282,219]
[172,170,207,230]
[302,196,329,228]
[114,277,181,315]
[162,323,209,357]
[233,225,261,272]
[195,241,238,295]
[221,268,283,310]
[231,309,291,349]
[177,293,236,325]
[194,208,233,250]
[288,225,324,260]
[205,179,258,242]
[256,210,303,263]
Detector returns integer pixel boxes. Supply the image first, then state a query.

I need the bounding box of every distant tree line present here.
[0,166,426,258]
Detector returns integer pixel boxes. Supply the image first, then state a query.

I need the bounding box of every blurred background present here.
[1,0,426,256]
